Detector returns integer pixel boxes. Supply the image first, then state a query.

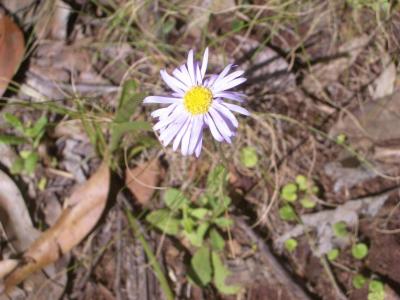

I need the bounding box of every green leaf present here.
[128,137,158,158]
[352,243,368,260]
[311,185,319,195]
[369,280,384,293]
[25,116,47,138]
[109,121,151,151]
[212,196,231,217]
[212,251,241,295]
[114,80,141,123]
[333,221,349,238]
[186,223,209,247]
[24,152,39,174]
[210,228,225,251]
[189,208,209,219]
[336,133,347,145]
[0,134,26,145]
[181,216,195,233]
[352,274,367,289]
[162,18,176,34]
[199,195,209,206]
[231,19,245,32]
[295,175,308,191]
[327,249,340,261]
[191,247,212,286]
[110,80,146,151]
[368,280,385,300]
[20,150,32,159]
[300,198,316,209]
[214,217,233,229]
[206,164,227,195]
[38,177,47,191]
[164,188,188,211]
[279,205,297,221]
[146,209,180,235]
[240,146,258,168]
[3,113,23,131]
[11,157,24,174]
[284,238,298,252]
[281,183,298,202]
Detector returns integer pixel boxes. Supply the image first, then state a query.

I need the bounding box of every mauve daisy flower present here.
[143,48,250,157]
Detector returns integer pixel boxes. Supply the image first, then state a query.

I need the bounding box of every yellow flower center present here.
[184,86,213,115]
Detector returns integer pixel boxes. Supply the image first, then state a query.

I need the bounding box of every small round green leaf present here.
[311,185,320,195]
[368,280,385,300]
[369,280,384,293]
[352,243,369,260]
[352,274,367,289]
[295,175,308,191]
[300,198,316,208]
[281,183,298,202]
[333,221,349,238]
[327,248,339,261]
[336,133,347,145]
[279,205,297,221]
[284,238,298,252]
[240,146,258,168]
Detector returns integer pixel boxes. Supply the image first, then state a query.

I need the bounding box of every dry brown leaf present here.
[125,159,161,206]
[4,162,110,292]
[0,12,25,96]
[0,170,41,252]
[0,170,67,299]
[0,260,18,280]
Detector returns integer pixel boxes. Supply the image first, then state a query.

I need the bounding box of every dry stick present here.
[237,219,312,300]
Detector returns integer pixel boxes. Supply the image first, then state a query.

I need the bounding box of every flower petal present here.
[151,103,178,118]
[188,116,204,155]
[173,117,191,151]
[212,102,239,128]
[212,63,233,87]
[195,63,202,85]
[204,113,223,142]
[211,70,245,91]
[204,74,218,87]
[214,91,245,102]
[181,117,193,155]
[221,102,250,116]
[173,65,192,87]
[159,115,188,146]
[208,107,234,143]
[187,49,196,86]
[194,134,203,157]
[143,96,181,104]
[212,77,247,94]
[153,105,185,131]
[160,70,187,94]
[201,48,209,79]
